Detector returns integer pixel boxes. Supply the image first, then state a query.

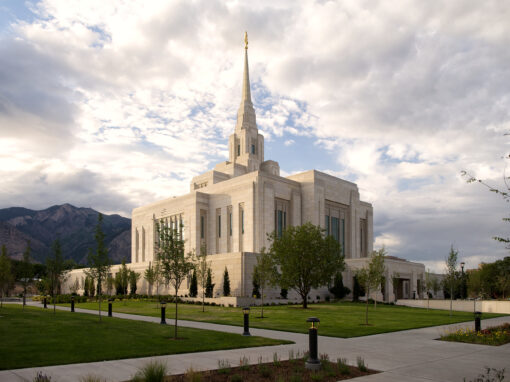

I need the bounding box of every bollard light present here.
[160,301,167,325]
[305,317,321,370]
[474,311,482,333]
[71,296,75,312]
[242,307,251,336]
[108,298,113,317]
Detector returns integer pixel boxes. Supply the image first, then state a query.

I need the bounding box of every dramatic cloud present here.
[1,0,509,271]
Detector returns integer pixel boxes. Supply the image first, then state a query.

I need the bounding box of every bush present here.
[132,360,167,382]
[356,356,367,372]
[33,372,51,382]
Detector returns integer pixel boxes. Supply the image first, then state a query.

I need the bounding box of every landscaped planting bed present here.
[440,323,510,346]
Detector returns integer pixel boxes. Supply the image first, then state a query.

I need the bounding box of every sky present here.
[1,0,509,272]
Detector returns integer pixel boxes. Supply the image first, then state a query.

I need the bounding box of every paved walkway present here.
[1,302,509,381]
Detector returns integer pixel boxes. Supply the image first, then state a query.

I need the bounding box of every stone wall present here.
[396,299,510,314]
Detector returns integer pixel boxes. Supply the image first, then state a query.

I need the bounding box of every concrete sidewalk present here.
[1,302,509,381]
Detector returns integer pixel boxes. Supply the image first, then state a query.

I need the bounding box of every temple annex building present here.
[67,36,424,304]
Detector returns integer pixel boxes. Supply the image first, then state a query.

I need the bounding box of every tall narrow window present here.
[241,209,244,234]
[229,211,232,236]
[237,145,240,156]
[251,144,255,154]
[200,216,204,239]
[331,217,339,242]
[325,215,330,235]
[274,198,289,238]
[135,228,139,263]
[218,215,222,238]
[142,227,146,262]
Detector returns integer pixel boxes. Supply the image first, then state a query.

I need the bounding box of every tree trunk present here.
[261,286,264,318]
[99,295,102,321]
[427,293,430,310]
[174,287,178,339]
[202,289,205,312]
[302,292,308,309]
[22,291,26,310]
[365,287,370,325]
[450,286,453,317]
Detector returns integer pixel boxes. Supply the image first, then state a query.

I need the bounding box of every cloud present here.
[0,0,509,268]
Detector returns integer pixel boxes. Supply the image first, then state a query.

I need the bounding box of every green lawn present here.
[0,304,290,370]
[59,299,504,338]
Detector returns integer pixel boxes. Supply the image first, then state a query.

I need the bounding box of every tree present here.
[114,259,129,295]
[69,277,80,295]
[222,267,231,296]
[155,220,195,339]
[444,245,459,317]
[106,273,114,296]
[87,213,111,321]
[252,276,260,298]
[129,270,140,295]
[252,249,277,318]
[144,261,158,297]
[189,269,198,298]
[196,245,212,311]
[46,238,69,314]
[0,245,13,308]
[268,222,344,309]
[329,272,350,300]
[205,268,214,298]
[467,269,483,312]
[19,241,34,310]
[355,248,387,325]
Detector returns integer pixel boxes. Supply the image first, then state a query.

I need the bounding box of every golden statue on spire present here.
[244,31,248,50]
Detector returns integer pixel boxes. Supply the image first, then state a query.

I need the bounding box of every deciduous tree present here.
[46,238,69,314]
[19,241,33,310]
[189,269,197,298]
[252,248,277,317]
[87,213,111,321]
[144,261,158,297]
[355,248,387,325]
[0,245,13,308]
[444,246,459,317]
[155,221,195,339]
[268,222,344,309]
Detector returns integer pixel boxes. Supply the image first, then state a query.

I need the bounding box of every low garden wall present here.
[396,299,510,314]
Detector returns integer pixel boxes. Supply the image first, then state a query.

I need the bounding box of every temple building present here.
[66,35,425,303]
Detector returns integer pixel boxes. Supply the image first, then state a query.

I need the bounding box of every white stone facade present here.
[65,40,425,302]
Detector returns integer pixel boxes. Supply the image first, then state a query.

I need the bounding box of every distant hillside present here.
[0,204,131,265]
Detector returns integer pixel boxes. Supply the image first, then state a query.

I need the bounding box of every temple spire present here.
[235,31,256,131]
[241,31,252,104]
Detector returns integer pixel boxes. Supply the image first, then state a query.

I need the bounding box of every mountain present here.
[0,204,131,265]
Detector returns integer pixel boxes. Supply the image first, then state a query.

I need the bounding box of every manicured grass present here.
[440,323,510,346]
[61,299,505,338]
[0,304,290,370]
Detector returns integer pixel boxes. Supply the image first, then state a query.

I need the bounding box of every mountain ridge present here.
[0,204,131,265]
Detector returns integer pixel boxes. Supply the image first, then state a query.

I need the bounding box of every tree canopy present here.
[268,222,344,308]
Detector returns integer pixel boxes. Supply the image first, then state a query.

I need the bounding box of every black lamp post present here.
[475,311,482,333]
[242,307,251,336]
[305,317,321,370]
[160,301,167,325]
[460,262,465,299]
[108,298,113,317]
[43,296,47,309]
[71,296,75,312]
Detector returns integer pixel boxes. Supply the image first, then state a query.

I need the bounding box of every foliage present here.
[441,323,510,346]
[129,270,141,295]
[356,356,368,372]
[329,272,350,299]
[280,288,288,299]
[252,276,260,298]
[143,261,158,297]
[19,241,34,309]
[33,372,52,381]
[84,275,95,297]
[352,275,363,301]
[355,248,386,324]
[268,222,344,308]
[469,257,510,299]
[86,213,111,320]
[114,259,129,295]
[46,238,70,313]
[154,220,195,339]
[132,360,167,382]
[463,366,506,382]
[196,245,212,311]
[0,245,13,307]
[222,267,231,296]
[189,269,198,298]
[444,246,459,316]
[205,268,214,298]
[253,248,277,317]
